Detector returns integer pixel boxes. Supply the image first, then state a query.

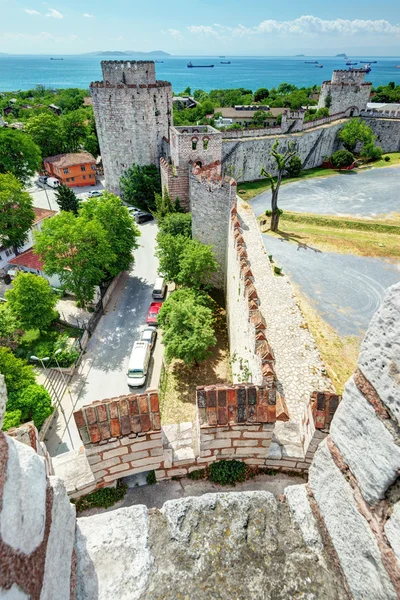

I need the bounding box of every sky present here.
[0,0,400,55]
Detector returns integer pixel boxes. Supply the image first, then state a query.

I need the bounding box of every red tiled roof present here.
[9,248,44,270]
[32,207,57,226]
[43,152,96,168]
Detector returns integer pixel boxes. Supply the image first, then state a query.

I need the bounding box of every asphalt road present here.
[45,220,163,456]
[251,166,400,217]
[26,177,105,212]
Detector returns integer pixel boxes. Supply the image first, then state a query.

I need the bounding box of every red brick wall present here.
[160,157,190,210]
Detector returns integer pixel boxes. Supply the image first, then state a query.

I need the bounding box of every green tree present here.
[254,88,269,102]
[260,140,297,232]
[159,213,192,238]
[6,384,53,430]
[0,128,41,183]
[120,164,161,212]
[285,154,302,178]
[360,142,383,161]
[61,110,87,153]
[252,110,266,128]
[0,347,35,394]
[325,94,332,109]
[338,118,374,152]
[84,133,100,158]
[155,233,188,283]
[153,188,175,219]
[0,173,35,252]
[25,112,63,157]
[158,288,216,367]
[330,149,355,169]
[55,183,80,214]
[5,272,58,332]
[34,211,115,306]
[0,304,22,350]
[176,239,219,290]
[79,192,140,277]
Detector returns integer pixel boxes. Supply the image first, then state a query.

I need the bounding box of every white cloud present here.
[83,13,93,18]
[164,28,184,41]
[24,8,41,15]
[45,8,63,19]
[187,16,400,39]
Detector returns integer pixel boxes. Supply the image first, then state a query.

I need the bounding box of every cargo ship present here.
[305,61,318,64]
[220,61,231,64]
[187,62,214,68]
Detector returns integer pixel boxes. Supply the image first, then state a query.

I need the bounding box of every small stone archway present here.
[345,106,360,118]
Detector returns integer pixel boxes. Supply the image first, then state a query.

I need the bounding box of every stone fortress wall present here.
[1,284,400,598]
[318,69,372,116]
[90,61,172,193]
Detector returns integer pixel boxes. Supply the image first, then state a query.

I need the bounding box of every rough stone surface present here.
[0,585,29,599]
[52,448,96,495]
[330,378,400,505]
[285,484,324,555]
[309,440,397,600]
[75,506,152,600]
[40,477,76,600]
[0,435,46,554]
[385,501,400,565]
[358,282,400,426]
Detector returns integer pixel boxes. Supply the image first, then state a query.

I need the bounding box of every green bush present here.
[274,266,282,275]
[6,384,53,430]
[285,154,302,178]
[384,155,391,162]
[2,410,22,431]
[187,468,206,481]
[208,460,247,486]
[268,254,273,262]
[265,208,283,217]
[330,149,355,169]
[73,483,128,513]
[146,470,157,485]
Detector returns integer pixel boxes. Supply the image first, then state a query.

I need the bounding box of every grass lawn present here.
[260,211,400,260]
[293,285,361,393]
[237,153,400,204]
[158,292,232,425]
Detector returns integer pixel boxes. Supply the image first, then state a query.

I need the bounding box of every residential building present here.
[172,96,199,109]
[213,105,286,128]
[43,152,97,187]
[0,207,56,271]
[8,248,61,287]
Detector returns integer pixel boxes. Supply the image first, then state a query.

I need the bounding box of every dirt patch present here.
[158,293,232,425]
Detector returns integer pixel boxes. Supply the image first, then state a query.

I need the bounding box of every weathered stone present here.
[75,506,152,600]
[358,282,400,425]
[309,440,397,600]
[40,477,76,600]
[285,484,324,555]
[101,446,128,460]
[330,379,400,505]
[0,585,29,599]
[0,435,46,554]
[385,501,400,565]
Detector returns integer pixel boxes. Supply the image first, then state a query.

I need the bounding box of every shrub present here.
[361,143,383,161]
[7,384,53,430]
[384,155,391,162]
[265,208,283,217]
[274,266,282,275]
[187,468,206,481]
[285,154,302,178]
[208,460,247,486]
[268,254,273,262]
[146,470,157,485]
[330,149,355,169]
[2,410,22,431]
[73,482,128,513]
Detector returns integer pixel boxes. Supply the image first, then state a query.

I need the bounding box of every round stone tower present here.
[318,69,372,117]
[90,61,172,193]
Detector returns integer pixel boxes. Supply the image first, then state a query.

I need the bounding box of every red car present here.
[146,302,162,326]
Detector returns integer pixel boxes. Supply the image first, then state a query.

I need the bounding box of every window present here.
[81,165,86,172]
[203,138,209,150]
[5,249,13,257]
[88,174,92,178]
[66,178,70,182]
[192,140,197,150]
[91,165,96,171]
[82,175,86,180]
[63,168,69,174]
[71,177,75,182]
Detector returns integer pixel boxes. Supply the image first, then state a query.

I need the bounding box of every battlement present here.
[90,80,171,90]
[173,125,220,136]
[100,59,156,85]
[331,69,367,84]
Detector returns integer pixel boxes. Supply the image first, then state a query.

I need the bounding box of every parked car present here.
[127,206,141,215]
[37,175,48,187]
[46,177,60,189]
[146,302,162,326]
[140,326,157,350]
[87,190,103,198]
[126,341,151,388]
[152,277,166,299]
[135,211,154,224]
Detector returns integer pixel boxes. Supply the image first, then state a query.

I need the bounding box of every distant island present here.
[295,54,305,57]
[335,53,347,57]
[83,50,171,57]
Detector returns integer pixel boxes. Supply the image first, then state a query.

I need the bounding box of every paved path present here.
[251,166,400,217]
[238,201,334,431]
[78,472,306,515]
[45,221,163,456]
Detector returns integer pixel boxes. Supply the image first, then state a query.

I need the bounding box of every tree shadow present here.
[272,229,323,254]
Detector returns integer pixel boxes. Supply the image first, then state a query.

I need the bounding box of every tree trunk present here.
[270,211,280,232]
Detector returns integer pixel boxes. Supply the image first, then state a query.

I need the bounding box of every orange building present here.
[43,152,97,187]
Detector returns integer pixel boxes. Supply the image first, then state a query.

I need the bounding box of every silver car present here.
[139,326,157,350]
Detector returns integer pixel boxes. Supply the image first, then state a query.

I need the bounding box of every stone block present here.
[122,450,149,463]
[384,501,400,565]
[242,431,270,439]
[129,439,162,453]
[285,484,324,555]
[196,455,217,464]
[235,447,266,457]
[155,469,166,479]
[127,456,163,469]
[163,449,173,469]
[309,440,397,600]
[87,454,101,465]
[108,463,130,474]
[233,439,259,447]
[201,439,231,450]
[172,446,195,464]
[91,457,120,472]
[167,468,188,477]
[358,282,400,425]
[94,470,108,480]
[330,379,400,505]
[150,447,164,457]
[219,448,236,456]
[101,446,129,461]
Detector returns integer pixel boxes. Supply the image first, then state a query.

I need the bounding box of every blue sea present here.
[0,54,399,93]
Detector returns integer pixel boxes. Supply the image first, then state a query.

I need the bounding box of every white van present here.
[46,177,60,189]
[127,341,151,388]
[152,277,166,299]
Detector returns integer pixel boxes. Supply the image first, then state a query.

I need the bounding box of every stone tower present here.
[318,69,372,117]
[90,61,172,193]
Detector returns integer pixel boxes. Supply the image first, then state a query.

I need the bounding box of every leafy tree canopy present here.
[55,183,80,214]
[176,239,219,290]
[159,212,192,238]
[330,149,355,169]
[6,384,53,430]
[158,288,216,366]
[0,347,36,394]
[0,304,22,350]
[120,164,161,212]
[254,88,269,102]
[285,154,303,178]
[79,192,140,277]
[155,233,189,283]
[25,112,62,158]
[252,110,267,127]
[0,173,35,250]
[5,272,58,332]
[0,128,41,183]
[338,118,374,152]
